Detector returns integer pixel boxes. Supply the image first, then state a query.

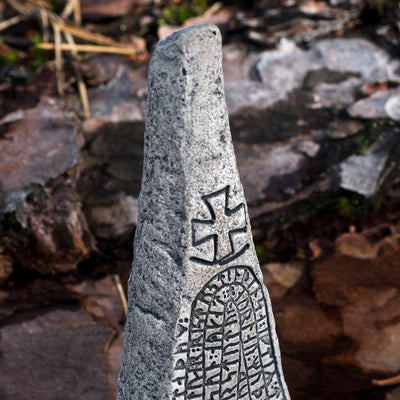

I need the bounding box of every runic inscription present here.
[191,186,249,265]
[171,266,287,400]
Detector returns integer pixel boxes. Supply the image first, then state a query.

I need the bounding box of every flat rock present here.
[236,142,304,204]
[77,119,144,225]
[340,152,388,197]
[225,80,283,115]
[312,227,400,308]
[222,43,259,83]
[347,88,400,120]
[88,64,145,122]
[261,261,305,298]
[256,39,321,97]
[0,99,79,213]
[326,119,364,139]
[0,307,111,400]
[385,91,400,120]
[10,183,96,274]
[86,194,138,239]
[277,296,342,352]
[339,134,396,197]
[339,287,400,374]
[310,38,394,82]
[313,77,361,108]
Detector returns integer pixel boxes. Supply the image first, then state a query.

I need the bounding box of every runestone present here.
[117,24,291,400]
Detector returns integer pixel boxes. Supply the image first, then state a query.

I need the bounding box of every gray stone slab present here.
[256,39,321,97]
[348,88,400,120]
[310,38,393,82]
[225,80,283,115]
[118,24,290,400]
[0,99,79,214]
[313,77,361,108]
[339,135,393,197]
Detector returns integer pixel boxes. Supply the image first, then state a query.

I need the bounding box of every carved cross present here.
[191,186,248,265]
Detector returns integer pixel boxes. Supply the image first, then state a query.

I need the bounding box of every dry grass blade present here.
[57,23,146,61]
[74,0,81,26]
[38,5,50,42]
[53,23,64,95]
[37,42,139,56]
[62,31,91,118]
[5,0,145,117]
[113,274,128,319]
[60,0,81,25]
[373,374,400,387]
[58,23,124,48]
[0,14,27,32]
[75,68,90,118]
[6,0,33,15]
[27,0,51,9]
[60,0,76,20]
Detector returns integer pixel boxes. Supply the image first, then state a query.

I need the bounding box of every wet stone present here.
[117,24,290,400]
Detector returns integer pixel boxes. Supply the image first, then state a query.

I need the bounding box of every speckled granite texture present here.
[117,24,290,400]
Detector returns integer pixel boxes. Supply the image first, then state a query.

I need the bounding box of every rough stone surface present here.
[0,307,111,400]
[118,24,290,400]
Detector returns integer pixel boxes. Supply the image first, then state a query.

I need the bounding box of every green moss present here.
[30,34,47,70]
[255,245,268,264]
[159,0,208,26]
[336,196,362,217]
[4,52,18,63]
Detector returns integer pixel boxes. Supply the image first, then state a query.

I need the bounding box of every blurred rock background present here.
[0,0,400,399]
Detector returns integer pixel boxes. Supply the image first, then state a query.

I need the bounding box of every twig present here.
[5,0,32,15]
[5,0,145,117]
[373,374,400,387]
[53,23,64,95]
[60,0,75,21]
[0,14,27,32]
[58,23,127,48]
[113,274,128,318]
[38,5,50,42]
[74,0,81,26]
[61,29,91,118]
[204,1,223,16]
[37,42,139,56]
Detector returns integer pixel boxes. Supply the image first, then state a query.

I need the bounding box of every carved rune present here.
[190,186,249,265]
[170,266,287,400]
